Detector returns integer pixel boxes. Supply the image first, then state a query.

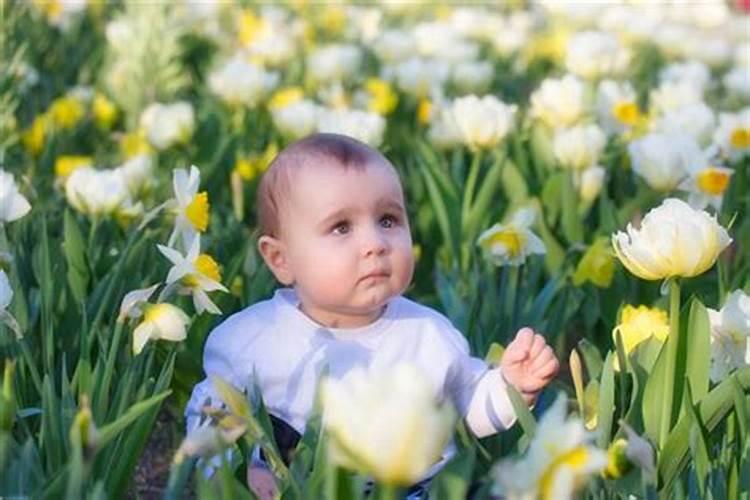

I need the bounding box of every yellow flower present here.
[417,98,432,125]
[48,96,86,129]
[477,208,546,266]
[92,93,118,129]
[268,87,304,110]
[234,143,278,182]
[364,78,398,116]
[69,395,99,456]
[54,155,92,179]
[320,6,346,35]
[237,9,267,47]
[22,116,47,155]
[612,198,731,280]
[612,305,669,367]
[730,127,750,149]
[573,238,615,288]
[603,439,631,479]
[120,129,153,158]
[612,101,640,127]
[132,303,190,355]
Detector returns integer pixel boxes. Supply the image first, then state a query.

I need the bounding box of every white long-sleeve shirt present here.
[185,288,517,473]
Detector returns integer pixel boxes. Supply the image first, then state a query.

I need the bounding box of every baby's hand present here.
[247,465,277,500]
[500,327,559,405]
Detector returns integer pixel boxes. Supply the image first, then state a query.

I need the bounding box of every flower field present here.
[1,1,749,498]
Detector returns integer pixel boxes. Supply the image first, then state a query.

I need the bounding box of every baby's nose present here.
[362,227,389,256]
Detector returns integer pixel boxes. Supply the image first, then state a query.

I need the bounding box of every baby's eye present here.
[379,214,398,229]
[331,221,350,235]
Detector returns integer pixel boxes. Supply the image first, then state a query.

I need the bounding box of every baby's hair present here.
[257,133,396,237]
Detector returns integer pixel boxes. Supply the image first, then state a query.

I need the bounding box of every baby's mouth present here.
[359,269,390,282]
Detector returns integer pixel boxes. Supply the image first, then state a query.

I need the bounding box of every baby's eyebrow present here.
[375,197,406,213]
[318,208,351,229]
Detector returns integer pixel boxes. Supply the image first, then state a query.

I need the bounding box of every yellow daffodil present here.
[168,165,210,250]
[493,394,607,500]
[573,237,615,288]
[268,87,305,111]
[364,78,398,116]
[48,95,86,129]
[157,237,228,315]
[119,129,153,159]
[612,304,669,370]
[612,198,731,280]
[234,143,278,182]
[132,302,190,355]
[477,208,546,267]
[92,93,118,129]
[417,98,433,125]
[22,115,47,156]
[54,155,92,179]
[321,363,456,486]
[237,9,268,47]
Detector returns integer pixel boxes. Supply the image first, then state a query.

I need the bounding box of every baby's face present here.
[278,160,414,328]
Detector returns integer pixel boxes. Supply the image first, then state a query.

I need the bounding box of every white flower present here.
[649,81,703,116]
[677,155,733,211]
[723,67,750,100]
[492,394,608,500]
[117,154,153,197]
[451,95,516,150]
[0,169,31,223]
[140,101,195,150]
[392,57,450,98]
[169,165,209,250]
[683,35,732,68]
[208,55,279,107]
[373,30,414,64]
[565,30,630,80]
[0,269,11,312]
[158,237,227,315]
[316,108,386,147]
[578,165,606,204]
[413,21,479,62]
[132,303,190,355]
[118,284,160,323]
[427,105,463,150]
[271,99,319,140]
[627,133,697,192]
[708,290,750,383]
[596,80,640,136]
[307,44,362,84]
[39,0,87,31]
[477,208,546,267]
[553,124,606,171]
[490,12,535,56]
[659,60,711,95]
[450,61,493,95]
[320,363,456,486]
[611,198,731,281]
[174,423,247,464]
[713,108,750,161]
[652,102,716,148]
[64,167,132,217]
[530,75,587,129]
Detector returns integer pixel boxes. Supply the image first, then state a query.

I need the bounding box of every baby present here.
[185,133,559,498]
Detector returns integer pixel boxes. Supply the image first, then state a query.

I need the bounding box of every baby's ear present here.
[258,235,294,285]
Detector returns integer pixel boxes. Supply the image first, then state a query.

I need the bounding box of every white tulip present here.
[723,67,750,100]
[321,363,456,486]
[117,154,153,197]
[307,44,362,84]
[316,108,386,147]
[612,198,731,281]
[660,60,711,95]
[392,57,450,98]
[0,169,31,223]
[627,133,697,192]
[553,124,606,171]
[65,167,131,217]
[208,56,279,107]
[565,30,630,80]
[530,74,587,129]
[451,61,493,95]
[373,30,414,64]
[579,165,606,204]
[140,102,195,150]
[427,106,463,150]
[652,102,716,147]
[649,81,703,116]
[708,290,750,383]
[451,95,516,150]
[271,99,319,140]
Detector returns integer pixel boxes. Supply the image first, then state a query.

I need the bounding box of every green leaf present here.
[577,339,604,383]
[731,377,748,450]
[684,299,710,404]
[541,173,563,227]
[500,160,528,204]
[683,382,710,495]
[597,352,615,449]
[62,210,89,305]
[642,341,668,446]
[428,448,476,500]
[506,385,536,441]
[96,390,171,448]
[560,172,583,244]
[418,160,458,261]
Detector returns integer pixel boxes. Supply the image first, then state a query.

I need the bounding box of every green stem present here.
[659,278,681,449]
[461,150,483,229]
[376,484,400,500]
[95,321,125,420]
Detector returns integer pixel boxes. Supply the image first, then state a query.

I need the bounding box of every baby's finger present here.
[530,346,556,371]
[528,333,547,359]
[535,356,560,379]
[505,328,534,361]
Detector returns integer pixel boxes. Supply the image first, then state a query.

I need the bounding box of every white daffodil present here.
[596,80,641,136]
[316,108,386,147]
[652,102,716,148]
[158,238,227,315]
[139,101,195,150]
[132,302,190,355]
[553,124,606,171]
[492,394,608,500]
[174,422,247,465]
[678,154,733,211]
[612,198,732,281]
[708,290,750,383]
[320,363,456,486]
[117,283,160,323]
[713,108,750,162]
[451,95,516,150]
[565,30,630,81]
[208,55,279,108]
[271,99,319,140]
[64,166,132,217]
[0,169,31,223]
[530,74,587,129]
[627,133,697,192]
[477,208,546,267]
[307,44,362,85]
[169,165,209,250]
[0,270,21,339]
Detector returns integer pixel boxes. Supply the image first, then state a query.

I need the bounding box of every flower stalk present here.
[659,278,681,449]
